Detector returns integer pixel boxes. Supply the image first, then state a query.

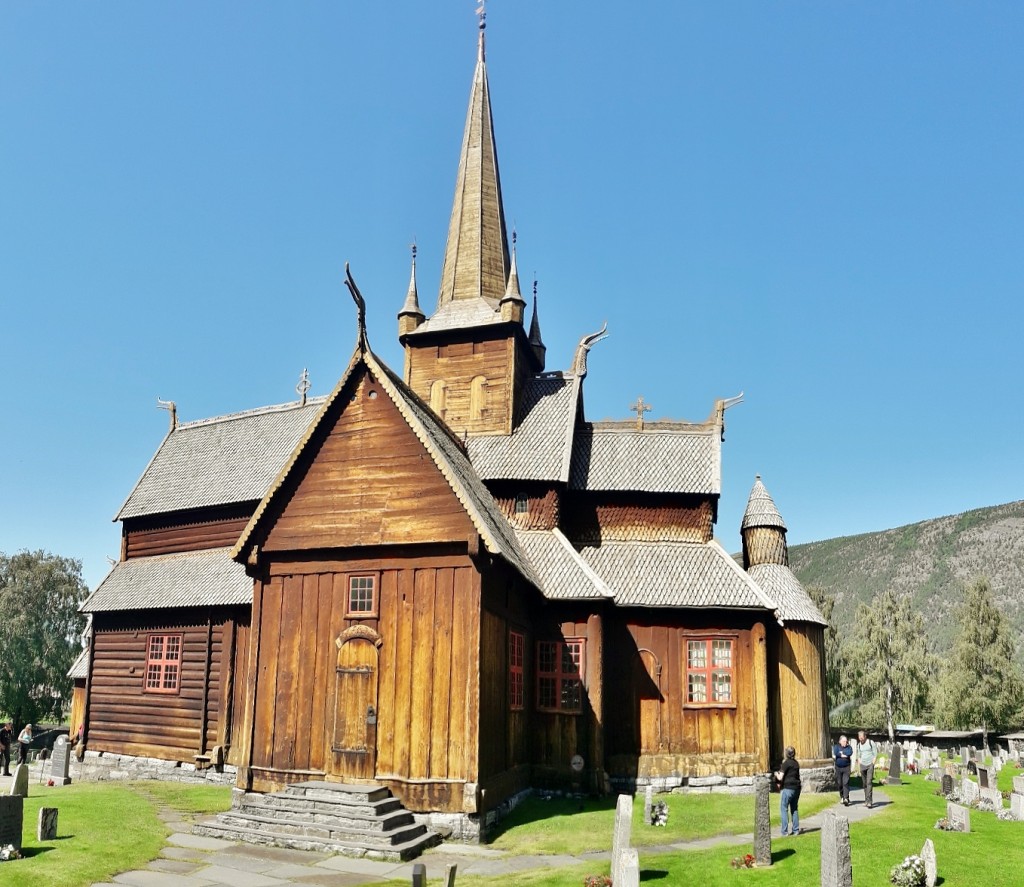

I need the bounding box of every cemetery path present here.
[86,791,891,885]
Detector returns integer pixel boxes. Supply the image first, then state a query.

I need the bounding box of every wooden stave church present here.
[78,22,831,834]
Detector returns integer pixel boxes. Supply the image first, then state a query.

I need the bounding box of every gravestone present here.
[960,746,970,765]
[9,764,28,798]
[37,806,57,841]
[970,745,977,760]
[1013,775,1024,795]
[0,796,23,852]
[946,801,971,832]
[754,775,772,866]
[443,863,457,887]
[930,766,941,782]
[50,736,71,785]
[941,774,953,796]
[886,744,902,785]
[411,862,427,887]
[643,785,653,825]
[921,838,937,887]
[946,747,954,760]
[619,848,640,887]
[961,776,979,804]
[993,756,1003,774]
[977,765,990,789]
[611,794,634,884]
[1010,792,1024,821]
[820,811,853,887]
[967,760,978,776]
[981,787,1003,808]
[944,761,958,777]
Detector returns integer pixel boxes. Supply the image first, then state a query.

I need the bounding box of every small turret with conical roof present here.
[499,234,526,323]
[527,281,546,370]
[397,245,425,337]
[741,475,788,569]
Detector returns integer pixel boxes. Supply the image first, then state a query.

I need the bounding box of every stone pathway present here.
[88,790,890,885]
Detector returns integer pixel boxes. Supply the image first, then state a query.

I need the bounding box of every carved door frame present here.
[331,624,382,782]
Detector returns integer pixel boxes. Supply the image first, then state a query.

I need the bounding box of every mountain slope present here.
[789,500,1024,654]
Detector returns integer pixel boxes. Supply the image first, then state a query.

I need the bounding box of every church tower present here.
[741,476,832,774]
[399,13,544,437]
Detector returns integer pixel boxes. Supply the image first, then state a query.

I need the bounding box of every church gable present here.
[260,365,476,553]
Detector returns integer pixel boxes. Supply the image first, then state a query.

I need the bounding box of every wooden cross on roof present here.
[630,395,652,431]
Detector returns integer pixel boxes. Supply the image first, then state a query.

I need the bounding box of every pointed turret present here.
[436,15,511,310]
[499,235,525,323]
[398,245,425,337]
[527,281,546,370]
[741,475,788,568]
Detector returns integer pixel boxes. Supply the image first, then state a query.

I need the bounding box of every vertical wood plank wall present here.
[771,623,830,765]
[246,556,480,813]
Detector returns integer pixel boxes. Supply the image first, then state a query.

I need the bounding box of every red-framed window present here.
[346,575,378,618]
[509,630,525,710]
[144,634,182,694]
[536,638,584,713]
[685,637,735,706]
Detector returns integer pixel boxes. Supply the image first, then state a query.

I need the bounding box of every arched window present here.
[470,375,488,419]
[430,380,447,418]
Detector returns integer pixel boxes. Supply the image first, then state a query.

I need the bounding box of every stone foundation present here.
[613,765,835,796]
[77,750,237,786]
[412,787,533,843]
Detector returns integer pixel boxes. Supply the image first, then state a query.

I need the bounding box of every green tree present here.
[807,585,844,711]
[847,588,933,742]
[0,550,89,728]
[935,576,1024,751]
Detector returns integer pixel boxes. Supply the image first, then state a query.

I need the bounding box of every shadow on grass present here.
[485,794,618,844]
[19,846,54,858]
[770,848,796,863]
[640,869,670,881]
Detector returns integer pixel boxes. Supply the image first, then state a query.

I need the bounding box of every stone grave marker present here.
[947,801,971,833]
[886,744,902,785]
[960,745,970,765]
[930,766,941,782]
[967,760,977,775]
[1010,792,1024,821]
[820,810,853,887]
[977,764,990,789]
[946,747,954,760]
[50,735,71,785]
[970,745,977,760]
[0,796,23,852]
[443,863,457,887]
[1014,775,1024,795]
[37,806,57,840]
[944,761,958,777]
[941,774,954,796]
[411,862,427,887]
[619,848,640,887]
[611,793,634,884]
[981,787,1003,808]
[643,785,653,825]
[9,764,28,797]
[921,838,937,887]
[753,774,772,866]
[961,776,979,804]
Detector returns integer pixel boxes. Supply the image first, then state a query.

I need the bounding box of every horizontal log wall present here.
[88,608,246,762]
[123,504,256,559]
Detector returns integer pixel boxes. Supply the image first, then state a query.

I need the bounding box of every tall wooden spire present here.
[436,13,511,309]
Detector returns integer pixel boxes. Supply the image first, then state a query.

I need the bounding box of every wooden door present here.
[331,635,379,781]
[638,649,663,753]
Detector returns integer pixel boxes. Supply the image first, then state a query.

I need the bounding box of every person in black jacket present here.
[0,723,11,776]
[774,745,802,836]
[834,734,853,805]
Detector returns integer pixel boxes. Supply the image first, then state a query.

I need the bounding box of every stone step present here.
[283,781,393,804]
[193,818,442,862]
[238,799,413,832]
[217,807,419,840]
[253,792,404,818]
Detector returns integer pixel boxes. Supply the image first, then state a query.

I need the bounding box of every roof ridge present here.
[176,396,327,430]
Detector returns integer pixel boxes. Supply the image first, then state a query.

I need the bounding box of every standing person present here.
[774,745,802,836]
[857,729,877,808]
[833,734,853,805]
[17,724,32,766]
[0,723,11,776]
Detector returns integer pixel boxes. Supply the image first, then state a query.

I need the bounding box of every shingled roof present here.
[570,423,720,495]
[82,547,251,612]
[116,398,325,520]
[580,539,777,612]
[746,563,827,625]
[514,528,613,601]
[467,374,580,482]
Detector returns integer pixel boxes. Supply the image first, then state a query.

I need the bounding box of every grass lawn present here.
[0,779,233,887]
[398,775,1024,887]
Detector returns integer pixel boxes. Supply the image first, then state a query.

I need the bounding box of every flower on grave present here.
[651,800,669,826]
[997,808,1016,821]
[934,817,962,832]
[889,854,926,887]
[47,779,54,786]
[730,853,756,869]
[583,876,612,887]
[0,844,20,861]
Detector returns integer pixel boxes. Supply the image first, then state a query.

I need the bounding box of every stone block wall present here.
[78,750,237,786]
[613,765,834,796]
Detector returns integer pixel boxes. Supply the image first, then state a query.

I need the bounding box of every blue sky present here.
[2,2,1022,591]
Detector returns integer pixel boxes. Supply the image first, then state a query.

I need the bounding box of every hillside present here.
[789,500,1024,654]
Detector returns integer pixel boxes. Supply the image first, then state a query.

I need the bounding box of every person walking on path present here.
[775,745,802,836]
[857,730,878,808]
[834,734,853,805]
[16,724,32,766]
[0,722,11,776]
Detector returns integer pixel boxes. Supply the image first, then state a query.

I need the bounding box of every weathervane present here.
[630,396,652,431]
[476,0,486,31]
[296,368,311,405]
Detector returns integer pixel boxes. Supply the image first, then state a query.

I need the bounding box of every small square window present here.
[347,575,378,618]
[685,637,735,706]
[144,633,182,695]
[536,638,585,714]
